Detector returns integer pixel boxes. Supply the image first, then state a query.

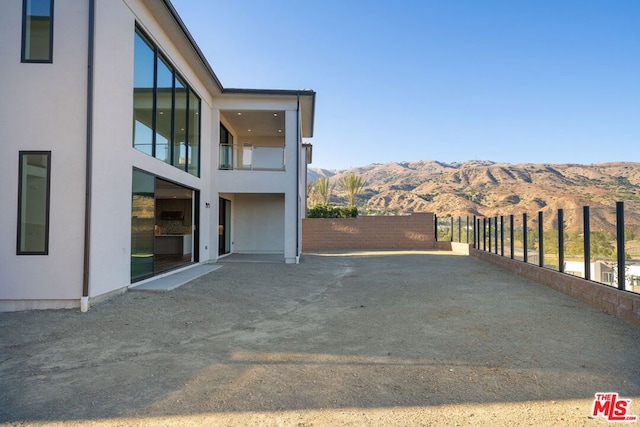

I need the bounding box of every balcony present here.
[219,144,285,171]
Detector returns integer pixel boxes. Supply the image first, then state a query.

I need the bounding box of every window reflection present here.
[22,0,53,62]
[132,28,201,176]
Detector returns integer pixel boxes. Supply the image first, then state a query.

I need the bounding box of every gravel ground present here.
[1,251,639,426]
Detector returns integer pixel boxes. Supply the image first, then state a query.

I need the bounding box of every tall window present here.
[22,0,54,62]
[17,152,51,255]
[133,28,201,176]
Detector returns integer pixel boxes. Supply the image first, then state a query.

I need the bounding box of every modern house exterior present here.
[0,0,315,311]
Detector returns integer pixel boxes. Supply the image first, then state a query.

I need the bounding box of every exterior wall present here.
[233,194,285,254]
[88,0,215,298]
[0,0,313,309]
[0,0,218,309]
[302,213,436,252]
[214,101,303,263]
[283,110,299,263]
[0,0,89,307]
[472,248,640,328]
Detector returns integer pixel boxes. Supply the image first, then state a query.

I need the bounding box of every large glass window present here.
[17,152,51,255]
[155,56,173,163]
[187,89,200,175]
[133,27,201,176]
[173,76,187,167]
[133,31,154,156]
[22,0,53,62]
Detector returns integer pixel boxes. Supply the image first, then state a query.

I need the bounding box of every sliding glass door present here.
[131,170,155,281]
[131,170,198,282]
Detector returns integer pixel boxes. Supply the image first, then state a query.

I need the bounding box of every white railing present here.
[219,144,285,171]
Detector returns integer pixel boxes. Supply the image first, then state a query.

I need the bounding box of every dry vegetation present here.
[308,160,640,232]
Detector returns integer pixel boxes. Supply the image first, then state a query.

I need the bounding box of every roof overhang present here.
[222,89,316,138]
[139,1,315,138]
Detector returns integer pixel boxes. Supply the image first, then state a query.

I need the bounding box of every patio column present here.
[283,109,298,263]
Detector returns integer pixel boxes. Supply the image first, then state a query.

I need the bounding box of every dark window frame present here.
[17,151,52,255]
[21,0,54,63]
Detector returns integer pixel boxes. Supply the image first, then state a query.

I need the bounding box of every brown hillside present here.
[309,161,640,231]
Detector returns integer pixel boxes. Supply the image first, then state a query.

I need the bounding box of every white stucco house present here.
[0,0,315,311]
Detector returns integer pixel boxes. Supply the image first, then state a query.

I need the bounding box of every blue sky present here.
[171,0,639,170]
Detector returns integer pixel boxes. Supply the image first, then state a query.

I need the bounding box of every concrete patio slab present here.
[129,263,222,292]
[217,253,285,263]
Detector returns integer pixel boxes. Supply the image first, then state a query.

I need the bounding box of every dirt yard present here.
[1,251,639,426]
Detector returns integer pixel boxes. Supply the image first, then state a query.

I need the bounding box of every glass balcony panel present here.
[563,207,585,278]
[626,210,640,294]
[513,215,524,261]
[543,212,560,270]
[503,216,512,258]
[527,213,539,264]
[218,144,285,171]
[590,206,617,287]
[437,216,451,242]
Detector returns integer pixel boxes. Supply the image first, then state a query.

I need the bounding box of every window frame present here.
[17,151,52,255]
[133,25,201,177]
[21,0,54,63]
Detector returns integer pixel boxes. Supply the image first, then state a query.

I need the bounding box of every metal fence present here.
[436,202,640,294]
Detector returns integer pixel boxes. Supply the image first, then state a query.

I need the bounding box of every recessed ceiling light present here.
[278,129,282,133]
[273,113,278,116]
[248,129,251,132]
[237,112,242,116]
[159,111,164,115]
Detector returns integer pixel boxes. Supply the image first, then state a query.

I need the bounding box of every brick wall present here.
[472,248,640,328]
[302,213,436,251]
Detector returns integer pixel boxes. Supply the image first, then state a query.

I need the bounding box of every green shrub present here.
[307,204,358,218]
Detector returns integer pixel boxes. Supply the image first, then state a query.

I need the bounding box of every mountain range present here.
[308,160,640,233]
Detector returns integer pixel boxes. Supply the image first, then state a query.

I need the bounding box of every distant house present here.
[564,260,640,292]
[0,0,315,311]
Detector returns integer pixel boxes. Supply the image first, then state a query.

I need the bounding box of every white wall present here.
[233,194,285,254]
[87,0,216,298]
[283,110,300,263]
[0,0,218,308]
[0,0,89,307]
[1,0,313,308]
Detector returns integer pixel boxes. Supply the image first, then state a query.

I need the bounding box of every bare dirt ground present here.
[1,251,639,426]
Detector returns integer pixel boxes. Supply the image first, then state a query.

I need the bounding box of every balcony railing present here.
[219,144,285,171]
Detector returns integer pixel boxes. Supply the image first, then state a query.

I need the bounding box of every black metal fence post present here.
[450,216,454,242]
[523,213,528,263]
[616,201,625,291]
[510,214,514,259]
[483,218,487,251]
[538,211,544,267]
[434,214,438,242]
[493,216,500,255]
[584,206,590,281]
[558,209,564,273]
[458,216,462,243]
[473,215,477,248]
[500,215,504,256]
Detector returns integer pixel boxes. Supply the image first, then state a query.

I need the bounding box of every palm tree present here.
[307,182,319,207]
[314,176,334,206]
[338,174,366,206]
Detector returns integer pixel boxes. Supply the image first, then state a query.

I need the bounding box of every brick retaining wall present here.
[472,248,640,328]
[302,213,436,251]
